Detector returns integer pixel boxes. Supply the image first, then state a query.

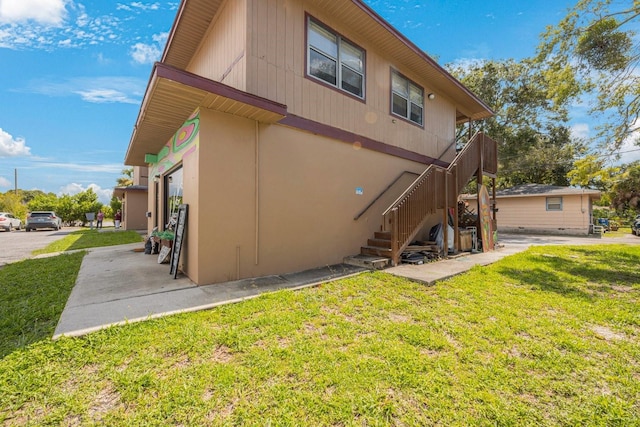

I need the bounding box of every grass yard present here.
[0,253,85,358]
[607,226,636,238]
[1,244,639,426]
[32,229,143,255]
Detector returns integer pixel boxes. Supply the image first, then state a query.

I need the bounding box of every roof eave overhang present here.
[160,0,493,127]
[125,63,287,166]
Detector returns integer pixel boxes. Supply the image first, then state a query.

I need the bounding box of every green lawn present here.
[32,229,143,255]
[1,244,639,426]
[0,253,85,358]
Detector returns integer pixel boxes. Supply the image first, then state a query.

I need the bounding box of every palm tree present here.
[116,168,134,187]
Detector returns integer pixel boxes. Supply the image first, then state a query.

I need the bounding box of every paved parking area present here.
[0,227,82,267]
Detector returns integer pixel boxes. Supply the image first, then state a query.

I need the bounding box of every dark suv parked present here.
[25,211,63,231]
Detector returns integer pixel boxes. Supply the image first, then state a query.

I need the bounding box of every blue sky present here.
[0,0,627,204]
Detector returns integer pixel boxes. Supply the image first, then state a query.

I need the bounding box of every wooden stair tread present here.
[367,238,391,248]
[360,246,392,258]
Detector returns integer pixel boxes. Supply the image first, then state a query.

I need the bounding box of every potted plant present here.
[151,230,175,248]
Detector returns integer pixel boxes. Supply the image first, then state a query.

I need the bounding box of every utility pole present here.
[14,168,18,193]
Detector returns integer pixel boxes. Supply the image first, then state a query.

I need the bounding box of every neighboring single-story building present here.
[463,184,601,236]
[113,166,149,231]
[124,0,497,285]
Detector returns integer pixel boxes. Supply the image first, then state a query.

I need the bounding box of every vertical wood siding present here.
[188,0,247,91]
[246,0,455,161]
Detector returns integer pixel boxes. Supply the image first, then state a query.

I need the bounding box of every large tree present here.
[609,161,640,219]
[538,0,640,152]
[448,59,584,188]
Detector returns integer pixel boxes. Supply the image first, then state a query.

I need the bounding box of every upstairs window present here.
[546,197,563,211]
[391,71,424,126]
[307,17,365,98]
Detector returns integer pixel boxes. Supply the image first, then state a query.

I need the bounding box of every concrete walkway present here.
[53,244,367,338]
[53,233,639,339]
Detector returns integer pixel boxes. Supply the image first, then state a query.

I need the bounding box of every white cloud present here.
[58,182,113,204]
[617,121,640,163]
[25,76,145,104]
[0,0,68,26]
[0,128,31,157]
[130,41,162,64]
[0,176,11,187]
[75,88,138,104]
[570,123,590,140]
[130,2,160,11]
[34,161,123,173]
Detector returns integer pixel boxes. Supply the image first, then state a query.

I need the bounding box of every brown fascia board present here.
[155,63,289,116]
[160,0,492,120]
[128,63,449,168]
[125,62,288,165]
[159,63,450,166]
[280,114,450,168]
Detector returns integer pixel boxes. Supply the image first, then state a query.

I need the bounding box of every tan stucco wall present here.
[122,191,148,231]
[133,166,148,186]
[192,107,427,284]
[468,194,593,235]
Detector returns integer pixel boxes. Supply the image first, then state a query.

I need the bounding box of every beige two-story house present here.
[125,0,497,285]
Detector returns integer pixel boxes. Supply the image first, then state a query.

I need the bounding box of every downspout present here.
[255,121,260,265]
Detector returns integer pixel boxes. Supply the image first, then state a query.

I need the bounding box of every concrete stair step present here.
[343,254,391,270]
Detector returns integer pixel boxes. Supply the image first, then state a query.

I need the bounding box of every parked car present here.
[25,211,62,231]
[0,212,22,231]
[632,220,640,236]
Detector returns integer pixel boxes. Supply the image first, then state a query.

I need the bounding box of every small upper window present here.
[391,71,423,126]
[546,197,563,211]
[307,18,365,98]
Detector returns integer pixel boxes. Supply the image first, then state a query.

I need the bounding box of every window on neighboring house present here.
[307,17,365,98]
[546,196,563,211]
[391,71,424,126]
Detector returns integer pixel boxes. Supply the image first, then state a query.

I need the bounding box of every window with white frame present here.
[546,196,563,211]
[307,18,365,98]
[391,71,424,126]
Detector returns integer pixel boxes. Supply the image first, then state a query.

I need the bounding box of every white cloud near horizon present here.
[59,182,113,204]
[0,0,68,26]
[0,176,11,187]
[0,127,32,157]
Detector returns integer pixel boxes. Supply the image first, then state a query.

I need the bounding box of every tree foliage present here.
[538,1,640,151]
[448,59,584,188]
[27,189,102,224]
[568,154,620,190]
[0,192,28,220]
[116,168,134,187]
[609,161,640,219]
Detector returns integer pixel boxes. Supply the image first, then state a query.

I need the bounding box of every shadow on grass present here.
[494,245,640,299]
